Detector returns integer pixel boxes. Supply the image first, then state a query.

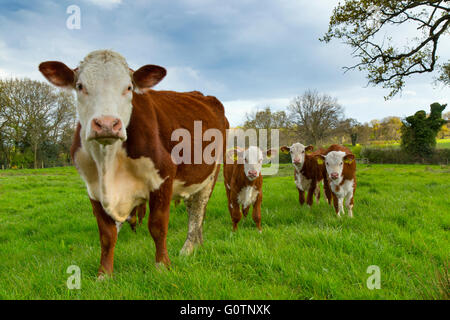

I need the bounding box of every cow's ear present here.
[39,61,75,88]
[132,65,166,92]
[316,154,325,165]
[265,148,278,159]
[305,145,314,154]
[226,148,242,163]
[280,146,290,154]
[344,154,355,164]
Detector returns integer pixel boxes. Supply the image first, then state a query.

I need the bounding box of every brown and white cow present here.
[317,144,356,217]
[39,50,229,277]
[223,146,276,232]
[280,143,331,207]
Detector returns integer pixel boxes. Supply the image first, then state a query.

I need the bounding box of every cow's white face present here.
[323,151,346,183]
[281,143,313,170]
[75,51,133,144]
[39,50,166,146]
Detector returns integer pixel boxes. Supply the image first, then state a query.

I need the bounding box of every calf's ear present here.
[316,155,325,165]
[133,65,166,92]
[226,148,243,163]
[305,145,314,154]
[280,146,290,154]
[39,61,75,88]
[265,148,278,159]
[344,154,355,164]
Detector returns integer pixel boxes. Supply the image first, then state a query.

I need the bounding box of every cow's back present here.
[126,90,228,186]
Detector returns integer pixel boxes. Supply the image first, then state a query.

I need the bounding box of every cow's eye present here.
[302,150,305,153]
[76,83,83,91]
[127,85,132,91]
[340,162,343,165]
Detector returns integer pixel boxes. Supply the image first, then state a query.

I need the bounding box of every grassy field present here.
[0,164,449,300]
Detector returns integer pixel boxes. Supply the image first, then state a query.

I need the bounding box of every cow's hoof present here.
[155,262,169,272]
[179,241,195,256]
[96,273,112,281]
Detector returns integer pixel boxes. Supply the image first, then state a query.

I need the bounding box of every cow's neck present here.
[81,132,122,177]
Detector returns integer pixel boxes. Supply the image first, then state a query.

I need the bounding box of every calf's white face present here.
[281,143,313,169]
[39,50,166,145]
[242,146,264,180]
[228,146,276,181]
[321,151,355,182]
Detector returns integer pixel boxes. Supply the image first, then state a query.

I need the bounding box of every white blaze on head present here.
[39,50,166,146]
[281,143,313,169]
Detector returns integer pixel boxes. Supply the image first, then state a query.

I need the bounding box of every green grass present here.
[0,164,449,299]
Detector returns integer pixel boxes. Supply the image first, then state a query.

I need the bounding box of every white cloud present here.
[159,66,227,94]
[223,97,290,127]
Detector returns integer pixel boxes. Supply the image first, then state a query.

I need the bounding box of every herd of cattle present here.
[38,50,357,277]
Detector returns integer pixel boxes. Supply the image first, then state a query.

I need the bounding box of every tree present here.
[0,79,76,168]
[321,1,450,98]
[243,106,289,146]
[335,118,361,145]
[401,102,447,158]
[288,90,345,145]
[379,116,403,140]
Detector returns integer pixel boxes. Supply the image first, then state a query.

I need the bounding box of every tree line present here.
[0,79,448,169]
[0,79,76,169]
[242,89,449,155]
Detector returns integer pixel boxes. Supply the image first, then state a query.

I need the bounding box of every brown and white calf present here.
[39,50,228,277]
[317,145,356,217]
[280,143,331,207]
[223,147,276,232]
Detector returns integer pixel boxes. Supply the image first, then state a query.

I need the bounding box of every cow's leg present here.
[137,203,146,225]
[148,180,172,268]
[231,202,242,231]
[323,176,332,205]
[127,207,138,232]
[346,193,354,218]
[252,194,262,232]
[90,199,117,278]
[298,188,305,205]
[242,206,250,218]
[315,183,321,204]
[338,197,345,217]
[306,181,316,207]
[180,165,219,256]
[332,193,341,218]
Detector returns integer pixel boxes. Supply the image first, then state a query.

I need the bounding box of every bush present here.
[401,103,447,157]
[361,147,450,164]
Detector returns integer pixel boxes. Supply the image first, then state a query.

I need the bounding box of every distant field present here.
[0,164,449,299]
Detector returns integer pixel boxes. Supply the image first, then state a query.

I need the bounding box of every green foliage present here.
[361,147,450,164]
[321,1,450,98]
[401,103,447,158]
[0,165,449,299]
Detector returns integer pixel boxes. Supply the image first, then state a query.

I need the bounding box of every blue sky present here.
[0,0,448,126]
